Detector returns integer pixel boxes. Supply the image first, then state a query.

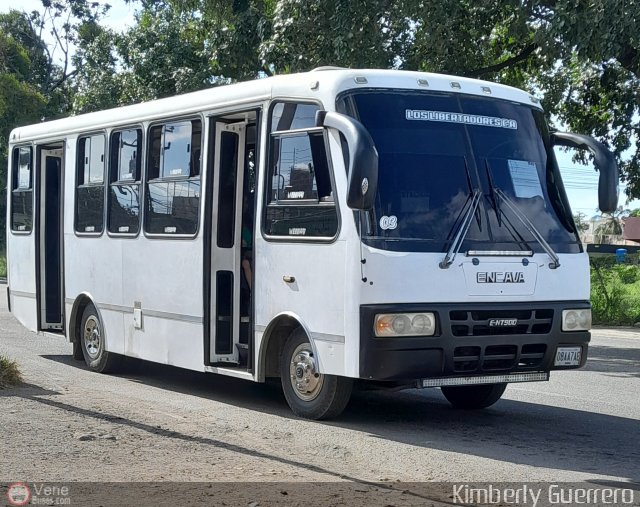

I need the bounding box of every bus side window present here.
[10,146,33,233]
[75,134,106,234]
[144,118,202,236]
[108,128,142,235]
[264,130,338,238]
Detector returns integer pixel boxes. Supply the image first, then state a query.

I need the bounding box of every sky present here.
[2,0,136,31]
[555,149,639,217]
[2,0,637,217]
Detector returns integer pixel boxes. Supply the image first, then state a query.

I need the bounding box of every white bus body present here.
[6,69,617,419]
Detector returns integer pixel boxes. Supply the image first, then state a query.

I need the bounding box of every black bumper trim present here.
[359,301,590,381]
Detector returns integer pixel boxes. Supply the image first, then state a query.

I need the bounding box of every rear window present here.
[10,146,33,233]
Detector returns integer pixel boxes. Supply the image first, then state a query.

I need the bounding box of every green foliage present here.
[0,355,22,389]
[0,253,6,279]
[0,26,48,251]
[262,0,403,72]
[0,4,109,246]
[573,212,589,233]
[590,256,640,325]
[592,206,629,243]
[73,1,221,112]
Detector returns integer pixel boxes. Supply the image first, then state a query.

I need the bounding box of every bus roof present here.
[9,68,540,143]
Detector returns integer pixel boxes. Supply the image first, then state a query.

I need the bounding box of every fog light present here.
[562,309,591,331]
[375,312,436,337]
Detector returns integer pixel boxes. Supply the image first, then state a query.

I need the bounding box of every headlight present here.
[374,312,436,337]
[562,309,591,331]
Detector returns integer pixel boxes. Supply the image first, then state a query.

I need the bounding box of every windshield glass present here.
[339,91,580,254]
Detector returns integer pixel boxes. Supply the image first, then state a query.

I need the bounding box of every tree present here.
[71,22,123,113]
[0,1,111,118]
[72,0,225,112]
[0,25,48,250]
[594,206,629,244]
[573,212,590,233]
[0,2,114,248]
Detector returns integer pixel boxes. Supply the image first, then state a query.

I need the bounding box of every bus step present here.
[236,343,248,366]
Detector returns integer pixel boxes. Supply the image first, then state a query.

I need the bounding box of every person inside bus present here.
[240,200,253,317]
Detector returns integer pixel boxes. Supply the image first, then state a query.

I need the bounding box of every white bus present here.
[6,68,618,419]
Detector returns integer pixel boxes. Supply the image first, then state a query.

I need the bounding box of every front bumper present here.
[359,301,590,382]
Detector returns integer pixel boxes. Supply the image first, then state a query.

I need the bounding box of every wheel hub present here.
[84,316,102,359]
[289,344,323,401]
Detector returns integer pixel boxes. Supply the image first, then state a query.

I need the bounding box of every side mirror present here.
[315,110,378,210]
[551,132,619,213]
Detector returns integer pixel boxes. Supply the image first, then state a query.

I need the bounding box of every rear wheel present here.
[80,303,122,373]
[280,329,352,420]
[441,383,507,409]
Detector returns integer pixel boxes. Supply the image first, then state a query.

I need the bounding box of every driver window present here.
[264,101,338,239]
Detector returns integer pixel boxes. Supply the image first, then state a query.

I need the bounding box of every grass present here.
[591,257,640,325]
[0,252,6,278]
[0,355,23,389]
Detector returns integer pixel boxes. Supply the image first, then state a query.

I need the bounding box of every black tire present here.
[80,303,122,373]
[441,383,507,409]
[72,340,84,360]
[280,328,352,420]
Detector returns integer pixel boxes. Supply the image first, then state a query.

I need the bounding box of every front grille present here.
[519,344,547,367]
[483,345,518,370]
[450,309,553,337]
[452,346,480,372]
[453,343,547,373]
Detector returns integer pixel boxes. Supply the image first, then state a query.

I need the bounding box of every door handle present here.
[283,275,296,283]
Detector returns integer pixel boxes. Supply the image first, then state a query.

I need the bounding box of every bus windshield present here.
[340,91,581,254]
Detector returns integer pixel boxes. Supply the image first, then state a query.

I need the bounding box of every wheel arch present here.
[256,312,318,382]
[68,292,102,347]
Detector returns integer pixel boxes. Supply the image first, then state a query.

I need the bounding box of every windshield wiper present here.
[485,160,502,227]
[484,160,532,249]
[493,187,560,269]
[439,189,482,269]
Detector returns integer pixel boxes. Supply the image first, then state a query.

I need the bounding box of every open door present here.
[36,144,65,331]
[209,121,247,364]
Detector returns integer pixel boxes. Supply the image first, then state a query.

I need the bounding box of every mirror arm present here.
[316,110,379,210]
[551,132,612,171]
[551,132,619,213]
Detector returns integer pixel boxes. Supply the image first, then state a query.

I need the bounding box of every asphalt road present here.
[1,285,639,494]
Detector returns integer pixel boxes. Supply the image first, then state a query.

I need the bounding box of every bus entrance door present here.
[209,121,247,365]
[36,144,65,332]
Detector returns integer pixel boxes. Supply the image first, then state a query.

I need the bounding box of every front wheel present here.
[280,329,352,420]
[80,303,122,373]
[441,383,507,409]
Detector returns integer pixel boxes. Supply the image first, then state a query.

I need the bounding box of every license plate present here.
[555,346,582,366]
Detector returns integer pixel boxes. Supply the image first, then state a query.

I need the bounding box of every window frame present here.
[262,99,341,244]
[106,125,144,238]
[74,131,107,237]
[143,114,204,239]
[9,144,34,235]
